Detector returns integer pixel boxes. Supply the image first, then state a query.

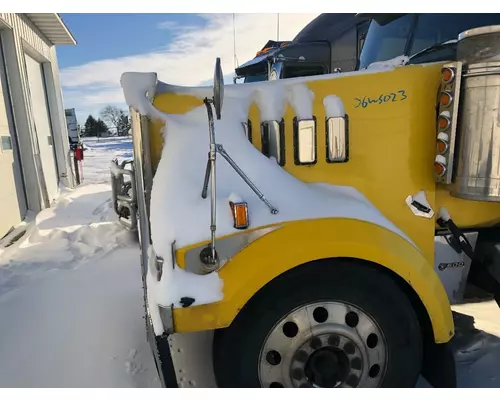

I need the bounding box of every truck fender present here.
[173,218,454,345]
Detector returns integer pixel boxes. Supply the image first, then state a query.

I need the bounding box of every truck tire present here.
[212,260,423,388]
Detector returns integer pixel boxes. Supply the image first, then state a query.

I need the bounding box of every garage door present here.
[24,53,58,202]
[0,39,25,238]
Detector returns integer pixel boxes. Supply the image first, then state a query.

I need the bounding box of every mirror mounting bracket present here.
[199,58,279,272]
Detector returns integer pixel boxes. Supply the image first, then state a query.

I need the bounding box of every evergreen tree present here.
[96,118,109,134]
[116,111,131,136]
[83,115,97,136]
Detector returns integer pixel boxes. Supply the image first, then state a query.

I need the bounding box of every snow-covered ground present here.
[452,301,500,387]
[0,136,160,388]
[80,137,133,185]
[0,135,499,388]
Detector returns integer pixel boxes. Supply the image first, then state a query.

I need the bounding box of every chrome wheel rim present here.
[258,301,388,388]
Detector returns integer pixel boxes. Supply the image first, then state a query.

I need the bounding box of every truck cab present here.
[358,13,500,68]
[112,13,500,389]
[235,14,369,82]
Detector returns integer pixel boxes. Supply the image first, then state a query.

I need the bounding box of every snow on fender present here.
[121,71,418,336]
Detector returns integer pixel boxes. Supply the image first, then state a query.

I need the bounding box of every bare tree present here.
[100,105,122,136]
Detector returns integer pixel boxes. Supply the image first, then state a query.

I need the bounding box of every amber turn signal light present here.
[440,91,453,107]
[442,67,455,84]
[436,139,448,154]
[434,161,446,177]
[438,114,451,130]
[229,201,249,230]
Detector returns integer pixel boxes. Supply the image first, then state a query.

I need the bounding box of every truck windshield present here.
[244,73,268,83]
[358,13,500,70]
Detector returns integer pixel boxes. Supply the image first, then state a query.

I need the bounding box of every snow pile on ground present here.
[0,136,160,388]
[0,183,132,297]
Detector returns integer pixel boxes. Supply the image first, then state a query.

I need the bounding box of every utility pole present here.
[233,13,237,69]
[277,13,280,41]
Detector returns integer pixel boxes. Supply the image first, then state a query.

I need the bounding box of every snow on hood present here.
[366,55,409,70]
[121,62,402,119]
[323,95,345,118]
[121,67,416,336]
[120,72,161,119]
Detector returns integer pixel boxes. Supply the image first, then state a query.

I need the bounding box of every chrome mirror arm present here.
[200,98,218,267]
[199,57,279,270]
[200,98,279,216]
[216,144,278,215]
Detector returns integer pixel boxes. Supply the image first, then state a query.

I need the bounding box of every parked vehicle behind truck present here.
[111,13,500,388]
[64,108,81,147]
[234,13,370,83]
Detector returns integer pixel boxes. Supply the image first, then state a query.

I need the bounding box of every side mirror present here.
[213,57,224,120]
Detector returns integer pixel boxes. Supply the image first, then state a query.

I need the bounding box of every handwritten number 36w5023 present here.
[354,90,408,109]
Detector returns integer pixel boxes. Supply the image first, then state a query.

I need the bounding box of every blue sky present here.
[57,14,207,69]
[56,13,319,124]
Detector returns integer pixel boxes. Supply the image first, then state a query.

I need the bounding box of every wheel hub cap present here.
[305,347,348,388]
[258,301,387,388]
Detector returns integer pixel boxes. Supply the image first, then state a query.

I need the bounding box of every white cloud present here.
[60,13,319,122]
[156,20,180,30]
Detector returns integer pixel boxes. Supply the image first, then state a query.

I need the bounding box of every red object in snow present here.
[75,146,84,161]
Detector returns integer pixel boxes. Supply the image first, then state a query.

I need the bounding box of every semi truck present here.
[234,13,370,83]
[111,13,500,388]
[64,108,81,146]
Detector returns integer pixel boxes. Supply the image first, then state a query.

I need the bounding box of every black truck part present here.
[235,13,370,82]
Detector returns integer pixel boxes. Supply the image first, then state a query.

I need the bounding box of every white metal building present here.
[0,13,76,238]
